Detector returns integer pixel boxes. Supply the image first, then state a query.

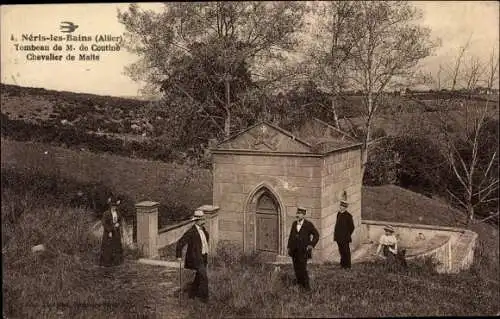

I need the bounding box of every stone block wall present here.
[319,148,363,262]
[213,153,322,257]
[135,202,219,259]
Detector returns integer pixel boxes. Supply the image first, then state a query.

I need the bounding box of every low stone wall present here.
[157,220,194,250]
[362,220,462,247]
[135,201,219,259]
[361,220,477,273]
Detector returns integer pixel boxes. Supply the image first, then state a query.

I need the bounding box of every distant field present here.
[2,83,497,143]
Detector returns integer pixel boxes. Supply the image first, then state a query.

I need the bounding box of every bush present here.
[363,138,399,185]
[392,135,452,196]
[1,115,181,164]
[364,135,453,198]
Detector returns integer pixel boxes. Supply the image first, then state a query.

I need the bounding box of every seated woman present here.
[375,225,407,268]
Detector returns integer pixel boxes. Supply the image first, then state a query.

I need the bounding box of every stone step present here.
[269,255,293,265]
[138,258,183,269]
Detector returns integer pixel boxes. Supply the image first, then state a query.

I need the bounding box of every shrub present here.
[363,138,399,185]
[363,135,453,198]
[1,115,181,164]
[392,135,452,196]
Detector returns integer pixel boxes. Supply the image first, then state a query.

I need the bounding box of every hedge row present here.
[1,113,177,163]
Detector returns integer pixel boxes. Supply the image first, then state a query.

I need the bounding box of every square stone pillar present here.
[197,205,220,256]
[136,201,160,258]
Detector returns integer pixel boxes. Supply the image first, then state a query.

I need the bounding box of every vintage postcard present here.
[1,2,498,318]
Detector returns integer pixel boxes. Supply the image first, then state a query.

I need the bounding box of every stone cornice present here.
[211,142,362,157]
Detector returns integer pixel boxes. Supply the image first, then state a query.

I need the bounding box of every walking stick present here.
[179,259,182,305]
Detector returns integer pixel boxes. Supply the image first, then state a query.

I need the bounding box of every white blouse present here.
[111,210,118,224]
[378,234,398,254]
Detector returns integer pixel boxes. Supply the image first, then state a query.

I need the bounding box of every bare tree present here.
[343,1,438,178]
[305,1,362,128]
[485,47,499,93]
[434,42,499,225]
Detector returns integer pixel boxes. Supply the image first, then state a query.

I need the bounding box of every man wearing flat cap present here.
[333,200,355,269]
[176,210,210,303]
[287,207,319,291]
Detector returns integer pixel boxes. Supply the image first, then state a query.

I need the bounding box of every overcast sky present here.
[1,2,498,97]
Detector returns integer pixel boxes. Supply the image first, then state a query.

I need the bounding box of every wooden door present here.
[256,193,278,252]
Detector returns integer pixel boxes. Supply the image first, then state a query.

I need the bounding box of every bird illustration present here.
[60,21,79,33]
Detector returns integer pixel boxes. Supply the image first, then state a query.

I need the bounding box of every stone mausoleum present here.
[211,119,363,262]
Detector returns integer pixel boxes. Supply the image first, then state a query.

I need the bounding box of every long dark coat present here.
[333,211,355,243]
[100,209,124,266]
[287,219,320,259]
[176,225,209,270]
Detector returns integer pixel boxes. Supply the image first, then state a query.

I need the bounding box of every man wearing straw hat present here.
[333,199,355,269]
[176,210,210,303]
[287,207,320,291]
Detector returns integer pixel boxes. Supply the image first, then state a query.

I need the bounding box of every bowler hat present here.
[191,210,205,220]
[296,207,307,215]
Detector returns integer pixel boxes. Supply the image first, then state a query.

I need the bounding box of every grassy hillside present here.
[1,138,212,217]
[1,84,154,138]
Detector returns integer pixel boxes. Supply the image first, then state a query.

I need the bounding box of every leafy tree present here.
[118,2,306,139]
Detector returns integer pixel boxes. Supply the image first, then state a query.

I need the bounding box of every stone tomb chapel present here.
[211,119,363,262]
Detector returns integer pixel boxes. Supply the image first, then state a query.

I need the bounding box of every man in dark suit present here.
[287,207,320,291]
[333,200,355,269]
[176,210,210,303]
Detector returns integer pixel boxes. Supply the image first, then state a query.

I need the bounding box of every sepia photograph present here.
[1,1,499,318]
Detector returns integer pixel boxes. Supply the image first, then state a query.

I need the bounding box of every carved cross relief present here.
[248,125,279,151]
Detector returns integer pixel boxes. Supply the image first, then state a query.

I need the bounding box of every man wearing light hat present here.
[287,207,319,291]
[176,210,210,303]
[333,200,355,269]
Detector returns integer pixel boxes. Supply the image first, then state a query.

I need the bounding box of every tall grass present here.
[1,177,151,318]
[178,246,499,318]
[2,187,95,317]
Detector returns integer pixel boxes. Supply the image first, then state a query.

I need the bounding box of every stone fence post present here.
[197,205,220,256]
[136,201,160,258]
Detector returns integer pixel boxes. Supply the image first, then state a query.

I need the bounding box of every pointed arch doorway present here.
[256,192,279,253]
[245,186,283,259]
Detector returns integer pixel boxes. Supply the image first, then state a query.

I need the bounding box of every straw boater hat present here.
[383,225,395,233]
[296,207,307,215]
[191,210,205,220]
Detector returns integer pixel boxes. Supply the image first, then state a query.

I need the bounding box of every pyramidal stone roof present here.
[212,118,362,156]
